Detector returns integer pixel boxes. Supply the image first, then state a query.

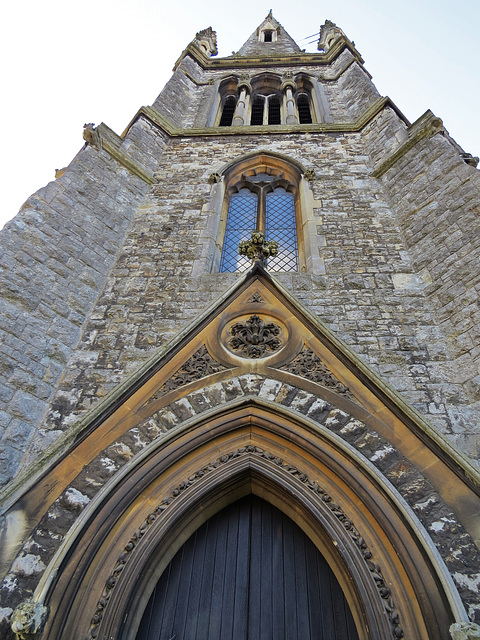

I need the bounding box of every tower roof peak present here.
[237,13,302,57]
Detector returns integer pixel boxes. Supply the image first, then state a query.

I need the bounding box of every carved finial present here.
[239,231,278,267]
[10,600,48,639]
[450,622,480,640]
[194,27,218,57]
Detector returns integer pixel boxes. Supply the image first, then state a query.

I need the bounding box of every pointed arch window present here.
[220,173,298,273]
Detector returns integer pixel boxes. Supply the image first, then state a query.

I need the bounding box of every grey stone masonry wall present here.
[336,62,380,119]
[362,116,480,454]
[152,56,208,128]
[0,118,168,487]
[19,127,480,479]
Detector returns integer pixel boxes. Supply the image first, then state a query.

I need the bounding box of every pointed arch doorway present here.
[136,495,359,640]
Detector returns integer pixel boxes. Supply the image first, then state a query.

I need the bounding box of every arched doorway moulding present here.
[40,402,456,640]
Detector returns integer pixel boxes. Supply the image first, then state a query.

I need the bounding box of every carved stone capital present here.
[239,231,278,266]
[10,600,48,639]
[450,623,480,640]
[280,80,297,93]
[208,172,222,184]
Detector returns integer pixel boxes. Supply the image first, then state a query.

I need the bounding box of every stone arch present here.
[36,396,458,640]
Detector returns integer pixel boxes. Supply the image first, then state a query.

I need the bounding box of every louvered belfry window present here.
[297,92,313,124]
[219,95,237,127]
[220,173,298,273]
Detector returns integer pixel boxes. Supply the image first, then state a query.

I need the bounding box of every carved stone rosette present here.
[229,315,281,358]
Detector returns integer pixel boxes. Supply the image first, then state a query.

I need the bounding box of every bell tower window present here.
[219,95,237,127]
[297,93,312,124]
[268,95,281,124]
[250,96,265,126]
[263,30,273,42]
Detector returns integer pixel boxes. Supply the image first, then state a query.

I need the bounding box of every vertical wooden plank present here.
[232,498,250,638]
[292,520,311,640]
[219,504,239,638]
[247,498,263,640]
[271,501,285,639]
[169,528,198,639]
[259,498,275,640]
[305,537,324,639]
[196,519,217,638]
[208,511,228,640]
[184,521,209,639]
[282,513,298,638]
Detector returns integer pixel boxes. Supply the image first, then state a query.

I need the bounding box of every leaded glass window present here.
[219,189,257,272]
[266,188,298,272]
[220,184,298,273]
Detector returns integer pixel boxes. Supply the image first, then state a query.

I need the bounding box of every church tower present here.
[1,13,480,640]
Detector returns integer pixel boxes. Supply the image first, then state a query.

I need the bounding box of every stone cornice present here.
[371,110,444,178]
[123,97,410,141]
[173,35,364,73]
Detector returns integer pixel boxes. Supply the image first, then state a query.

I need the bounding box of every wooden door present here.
[136,495,359,640]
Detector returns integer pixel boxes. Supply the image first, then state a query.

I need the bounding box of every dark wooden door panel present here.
[136,496,359,640]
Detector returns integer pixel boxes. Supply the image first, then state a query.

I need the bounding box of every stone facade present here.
[0,13,479,640]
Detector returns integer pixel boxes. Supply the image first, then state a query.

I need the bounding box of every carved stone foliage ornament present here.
[239,230,278,266]
[229,315,281,358]
[89,446,403,640]
[281,346,354,400]
[208,172,221,184]
[246,291,265,304]
[450,623,480,640]
[147,345,227,403]
[10,599,48,640]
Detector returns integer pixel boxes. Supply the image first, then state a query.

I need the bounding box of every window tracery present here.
[219,167,298,273]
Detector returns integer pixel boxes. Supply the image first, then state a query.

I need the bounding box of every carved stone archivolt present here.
[89,446,404,640]
[229,315,281,358]
[280,346,354,400]
[147,345,228,403]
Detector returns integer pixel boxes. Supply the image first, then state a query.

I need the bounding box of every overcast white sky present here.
[1,0,478,229]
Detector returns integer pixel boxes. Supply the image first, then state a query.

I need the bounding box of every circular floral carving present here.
[228,314,281,358]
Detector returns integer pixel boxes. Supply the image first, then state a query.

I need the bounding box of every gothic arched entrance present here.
[136,494,359,640]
